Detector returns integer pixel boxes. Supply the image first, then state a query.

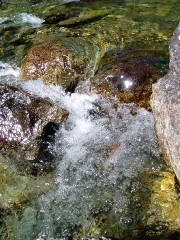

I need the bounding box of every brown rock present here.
[20,43,84,91]
[90,51,167,110]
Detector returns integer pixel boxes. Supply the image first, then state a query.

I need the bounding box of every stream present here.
[0,0,180,239]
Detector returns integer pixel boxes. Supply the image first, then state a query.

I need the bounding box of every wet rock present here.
[137,170,180,239]
[90,51,168,110]
[42,4,81,24]
[0,156,56,211]
[151,23,180,182]
[1,0,175,75]
[57,9,110,27]
[0,84,68,163]
[20,36,100,91]
[20,43,82,91]
[1,0,178,70]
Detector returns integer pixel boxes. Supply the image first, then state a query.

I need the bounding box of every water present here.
[0,0,180,239]
[37,93,162,238]
[0,66,165,239]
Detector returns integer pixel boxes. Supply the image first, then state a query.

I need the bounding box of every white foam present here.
[0,62,19,78]
[31,82,163,237]
[0,17,8,24]
[0,13,44,28]
[0,67,163,238]
[16,13,44,27]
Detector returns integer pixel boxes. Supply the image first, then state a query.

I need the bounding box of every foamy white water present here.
[0,61,19,78]
[0,13,44,28]
[15,13,44,27]
[17,80,162,238]
[0,17,8,24]
[0,65,163,238]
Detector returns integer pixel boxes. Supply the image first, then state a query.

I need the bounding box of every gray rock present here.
[170,23,180,73]
[151,23,180,182]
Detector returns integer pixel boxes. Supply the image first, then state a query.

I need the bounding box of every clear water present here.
[0,0,179,239]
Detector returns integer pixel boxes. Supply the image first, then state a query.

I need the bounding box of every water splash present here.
[0,17,8,24]
[0,61,19,78]
[16,80,163,238]
[15,13,44,27]
[0,13,44,28]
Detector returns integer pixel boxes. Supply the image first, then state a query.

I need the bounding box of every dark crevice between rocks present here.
[30,122,59,176]
[65,80,79,93]
[136,227,180,240]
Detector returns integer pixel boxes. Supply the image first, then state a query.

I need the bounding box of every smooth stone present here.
[20,43,83,91]
[90,51,168,110]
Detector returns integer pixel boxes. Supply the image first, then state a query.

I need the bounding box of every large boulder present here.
[151,23,180,182]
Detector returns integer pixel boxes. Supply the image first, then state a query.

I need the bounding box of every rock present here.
[0,155,56,211]
[1,0,176,78]
[72,169,180,239]
[20,36,101,92]
[20,43,83,91]
[170,23,180,73]
[137,170,180,239]
[57,9,110,27]
[151,23,180,182]
[1,0,178,71]
[42,4,81,24]
[90,51,168,110]
[0,84,68,165]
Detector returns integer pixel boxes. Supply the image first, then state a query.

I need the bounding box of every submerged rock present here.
[0,84,68,165]
[73,170,180,239]
[90,51,168,110]
[136,170,180,239]
[12,0,175,91]
[151,23,180,182]
[0,1,180,239]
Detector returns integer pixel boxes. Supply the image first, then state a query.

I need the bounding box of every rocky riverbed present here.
[0,0,180,239]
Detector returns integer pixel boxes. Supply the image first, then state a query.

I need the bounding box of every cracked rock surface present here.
[151,23,180,182]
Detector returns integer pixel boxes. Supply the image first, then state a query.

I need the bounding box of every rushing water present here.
[0,0,180,239]
[0,61,165,239]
